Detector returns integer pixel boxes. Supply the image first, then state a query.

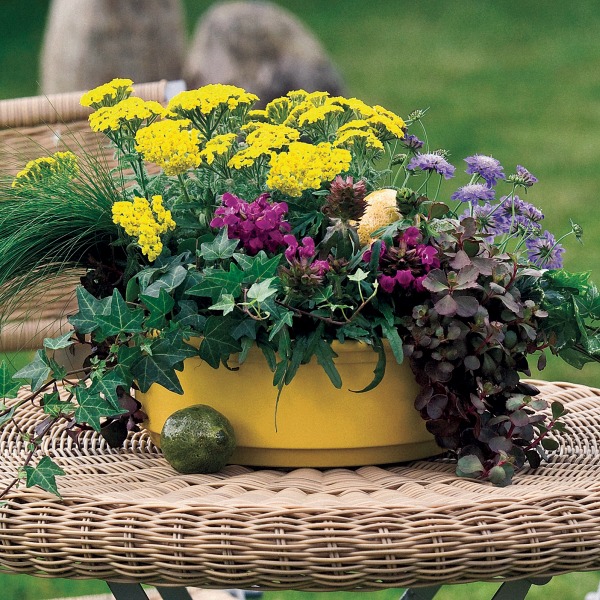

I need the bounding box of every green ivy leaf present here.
[143,265,188,298]
[13,350,51,392]
[186,264,244,301]
[68,287,111,334]
[231,318,258,341]
[141,288,175,329]
[247,278,277,303]
[96,289,145,336]
[89,366,132,411]
[236,251,281,284]
[24,456,65,497]
[41,391,73,418]
[0,361,21,399]
[209,293,237,315]
[43,331,74,351]
[199,316,242,368]
[74,386,126,431]
[200,228,239,261]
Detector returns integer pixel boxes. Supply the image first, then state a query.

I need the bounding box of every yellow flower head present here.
[89,97,165,133]
[228,145,270,170]
[330,97,377,119]
[266,141,352,197]
[372,106,406,138]
[356,188,401,245]
[298,104,344,127]
[337,119,371,133]
[243,122,300,150]
[135,119,202,175]
[200,133,237,165]
[12,151,79,188]
[111,195,176,262]
[167,84,258,118]
[80,78,134,110]
[334,128,385,152]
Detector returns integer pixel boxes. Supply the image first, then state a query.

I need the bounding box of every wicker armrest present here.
[0,81,185,352]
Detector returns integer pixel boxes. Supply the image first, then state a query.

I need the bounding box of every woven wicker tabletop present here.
[1,380,600,591]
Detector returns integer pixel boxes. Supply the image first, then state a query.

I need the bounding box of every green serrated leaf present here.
[13,350,51,392]
[0,361,22,399]
[350,339,386,393]
[24,456,65,496]
[380,322,404,364]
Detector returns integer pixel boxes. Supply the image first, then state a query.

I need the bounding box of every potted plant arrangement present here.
[1,78,599,495]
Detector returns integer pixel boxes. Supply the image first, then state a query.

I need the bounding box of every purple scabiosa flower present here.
[508,165,538,188]
[210,192,291,255]
[402,134,424,150]
[451,183,496,204]
[461,203,508,242]
[464,154,505,188]
[525,230,564,269]
[499,195,544,234]
[407,152,455,179]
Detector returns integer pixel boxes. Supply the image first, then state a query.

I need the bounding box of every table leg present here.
[491,576,552,600]
[107,582,152,599]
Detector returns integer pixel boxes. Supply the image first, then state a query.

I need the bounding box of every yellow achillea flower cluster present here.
[334,128,384,152]
[135,119,203,175]
[298,104,344,126]
[80,78,133,109]
[267,142,352,198]
[112,195,176,262]
[356,188,401,245]
[12,151,79,188]
[167,84,258,117]
[89,97,165,133]
[228,123,300,170]
[200,133,237,165]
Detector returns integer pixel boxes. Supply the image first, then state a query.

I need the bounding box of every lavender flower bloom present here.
[525,230,564,269]
[461,203,508,242]
[451,183,496,204]
[402,134,424,150]
[508,165,538,188]
[407,152,455,179]
[464,154,505,188]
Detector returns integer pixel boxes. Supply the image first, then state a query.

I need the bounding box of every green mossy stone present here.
[160,404,237,474]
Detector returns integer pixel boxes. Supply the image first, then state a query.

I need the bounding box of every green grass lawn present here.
[2,1,600,598]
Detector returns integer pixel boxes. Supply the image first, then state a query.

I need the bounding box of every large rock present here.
[184,1,345,107]
[40,0,185,94]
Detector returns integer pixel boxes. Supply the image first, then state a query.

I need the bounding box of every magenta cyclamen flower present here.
[451,183,496,204]
[406,153,455,179]
[464,154,505,188]
[210,192,290,255]
[525,230,564,269]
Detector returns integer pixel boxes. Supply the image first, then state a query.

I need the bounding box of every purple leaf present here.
[435,294,458,316]
[455,295,480,317]
[450,250,472,270]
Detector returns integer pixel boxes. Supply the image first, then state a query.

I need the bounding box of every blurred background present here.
[2,0,600,598]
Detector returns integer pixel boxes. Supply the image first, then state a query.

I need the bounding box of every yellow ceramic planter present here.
[137,341,441,468]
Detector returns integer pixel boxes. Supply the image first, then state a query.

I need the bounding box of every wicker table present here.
[1,380,600,599]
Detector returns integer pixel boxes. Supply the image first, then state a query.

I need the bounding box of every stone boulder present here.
[184,1,345,107]
[40,0,185,94]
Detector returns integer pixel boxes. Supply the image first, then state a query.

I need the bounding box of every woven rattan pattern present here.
[0,381,599,590]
